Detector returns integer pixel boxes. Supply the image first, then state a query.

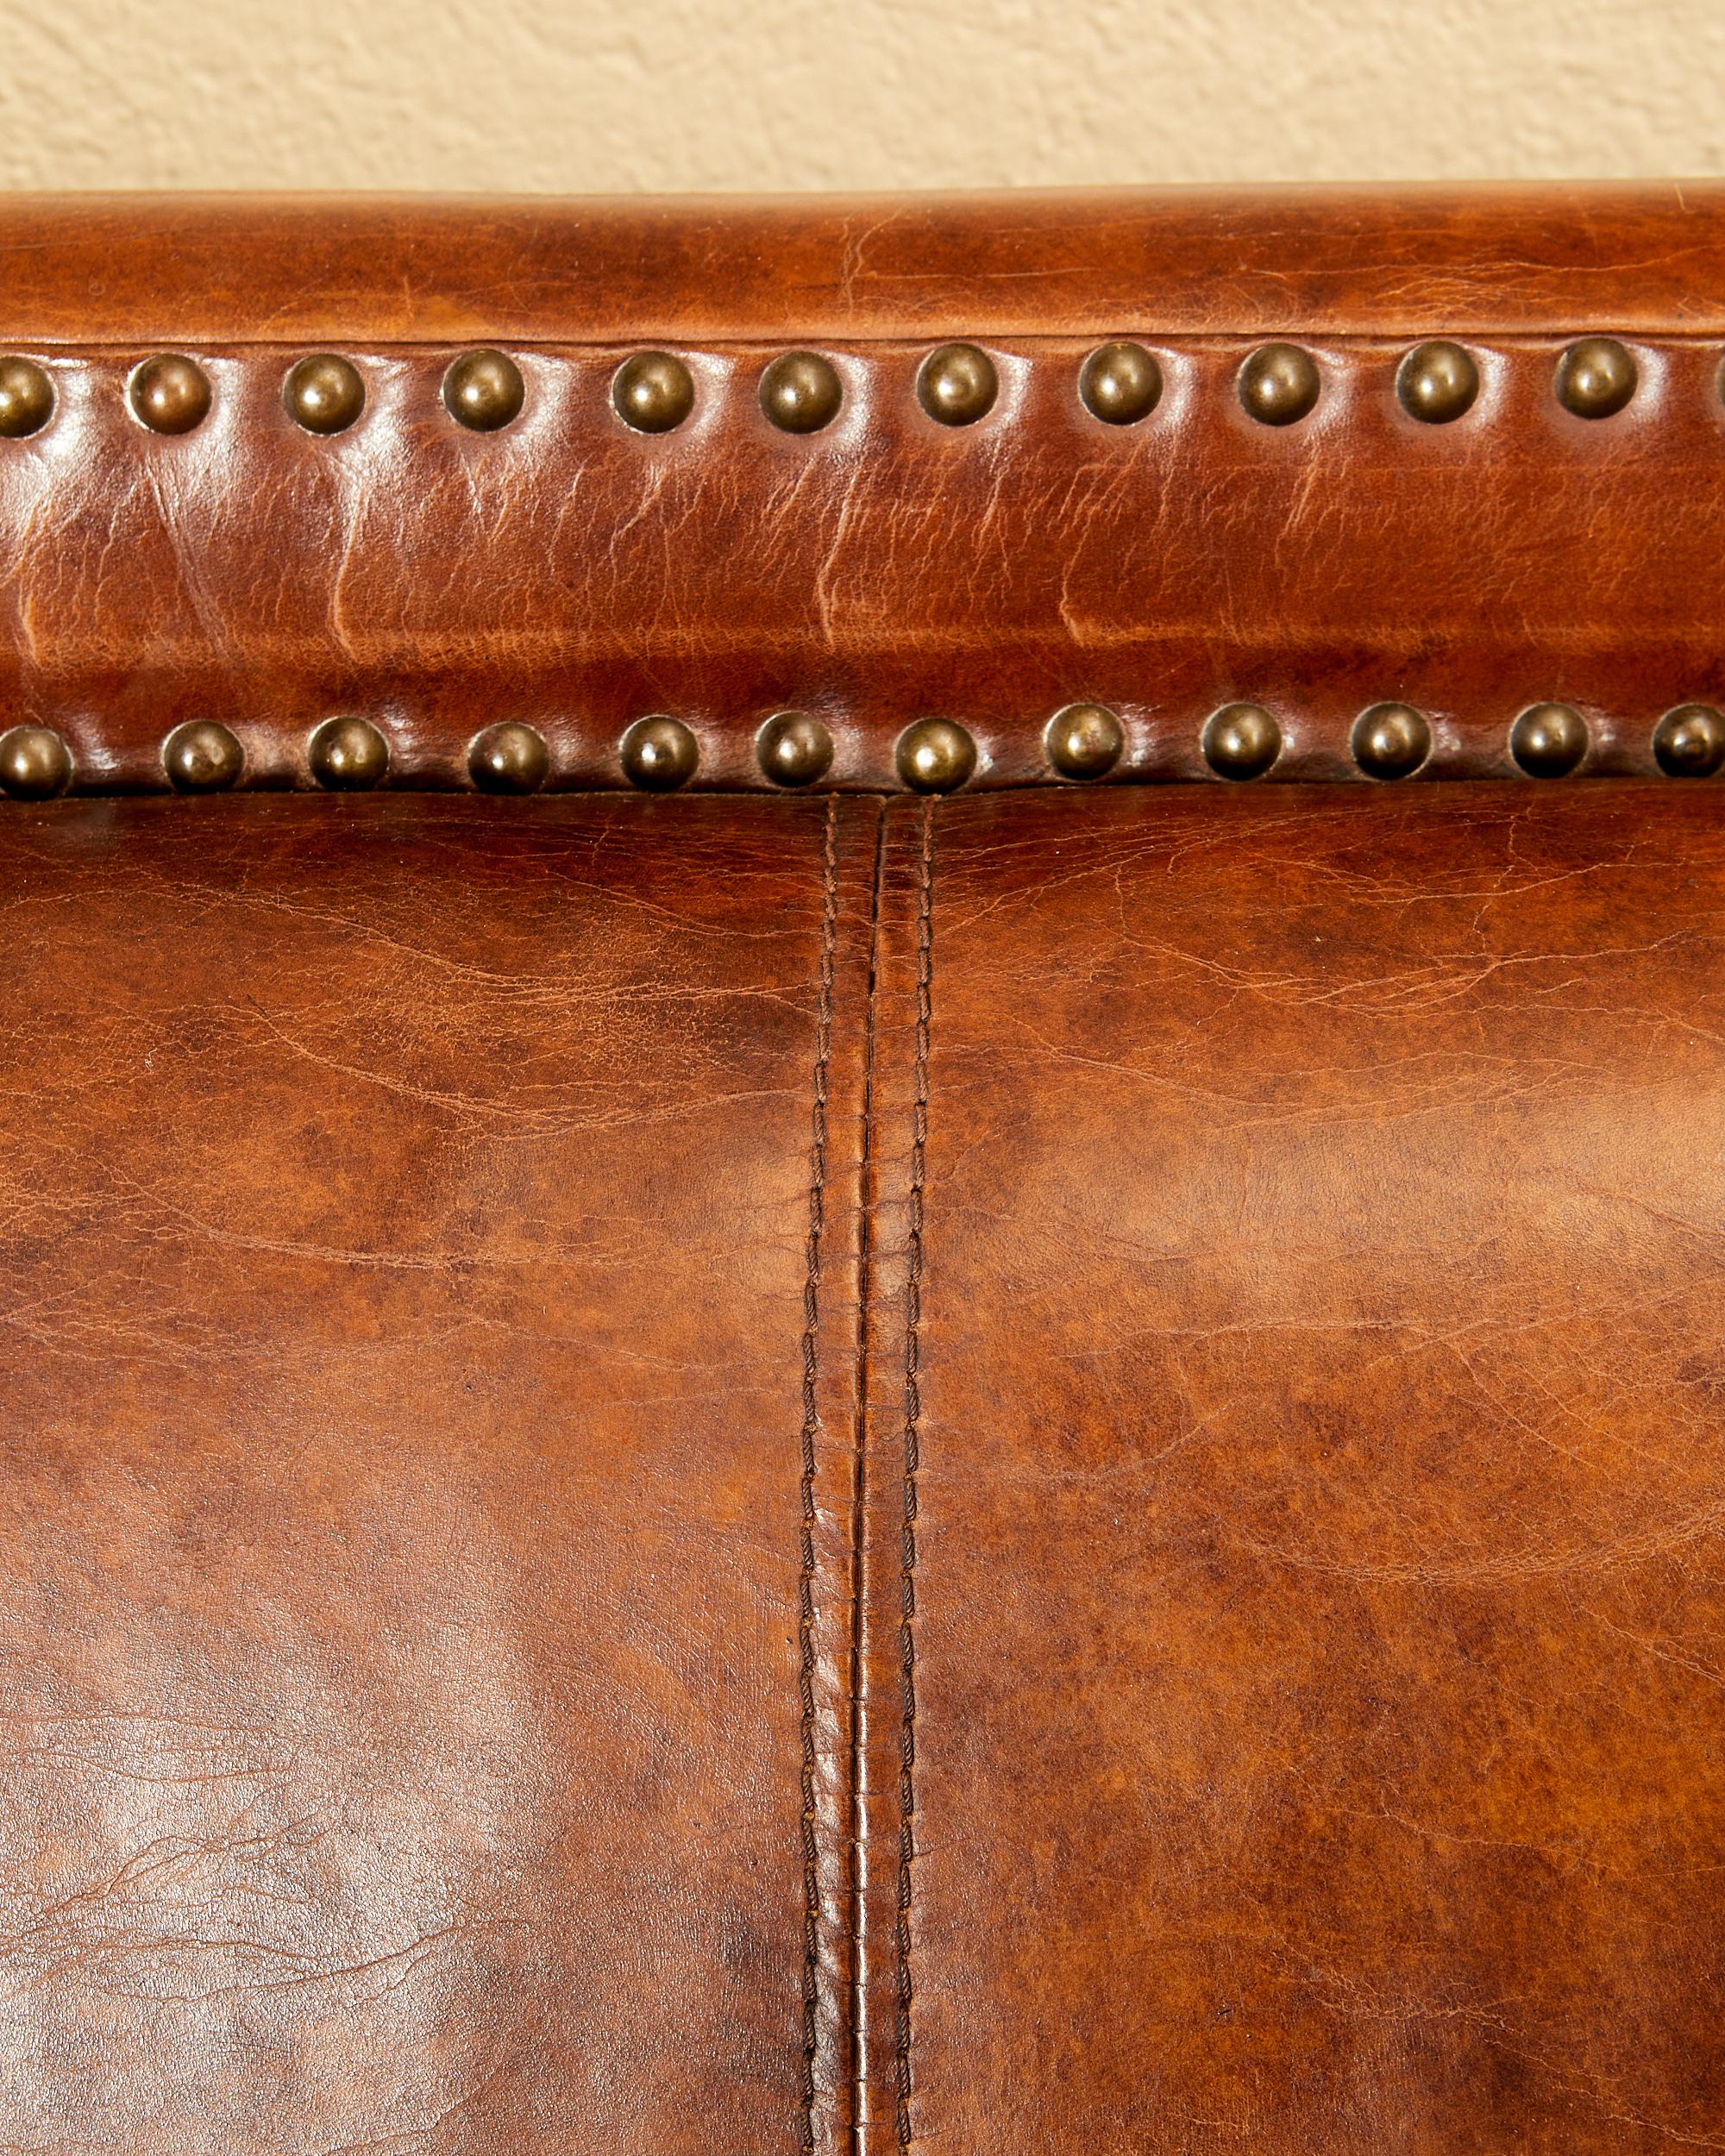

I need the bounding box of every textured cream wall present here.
[0,0,1719,192]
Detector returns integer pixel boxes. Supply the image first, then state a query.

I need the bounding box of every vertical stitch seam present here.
[848,801,891,2155]
[895,799,936,2152]
[800,793,842,2155]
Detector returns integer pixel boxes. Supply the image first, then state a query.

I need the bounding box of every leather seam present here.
[847,799,891,2154]
[799,793,842,2155]
[895,798,936,2151]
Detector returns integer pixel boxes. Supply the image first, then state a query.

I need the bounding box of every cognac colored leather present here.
[2,188,1725,788]
[1,194,1723,2155]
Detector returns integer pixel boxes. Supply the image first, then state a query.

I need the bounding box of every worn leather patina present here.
[0,192,1723,789]
[0,194,1722,2153]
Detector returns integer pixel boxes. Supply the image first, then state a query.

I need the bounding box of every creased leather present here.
[3,780,1722,2152]
[896,782,1725,2154]
[0,192,1724,788]
[0,792,880,2155]
[1,189,1723,342]
[3,185,1724,2156]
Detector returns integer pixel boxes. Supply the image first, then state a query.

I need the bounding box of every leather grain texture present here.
[5,331,1724,792]
[0,791,882,2154]
[2,188,1723,342]
[0,195,1724,790]
[5,780,1719,2152]
[3,187,1723,2155]
[889,782,1725,2153]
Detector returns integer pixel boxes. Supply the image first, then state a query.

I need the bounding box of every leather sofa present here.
[1,188,1721,2153]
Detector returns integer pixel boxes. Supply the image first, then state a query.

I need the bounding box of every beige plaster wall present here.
[0,0,1718,193]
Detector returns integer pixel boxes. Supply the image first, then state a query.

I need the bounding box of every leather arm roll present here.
[0,190,1723,792]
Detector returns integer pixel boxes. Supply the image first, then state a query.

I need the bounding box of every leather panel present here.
[0,792,881,2155]
[897,783,1725,2153]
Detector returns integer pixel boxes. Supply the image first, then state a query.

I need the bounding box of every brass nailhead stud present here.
[1555,338,1636,420]
[917,344,998,428]
[162,720,243,793]
[1352,702,1433,780]
[308,714,389,790]
[1653,703,1725,778]
[129,354,211,435]
[756,711,834,787]
[620,715,699,791]
[1238,344,1320,427]
[612,352,696,435]
[1396,341,1478,424]
[442,349,524,432]
[468,721,549,794]
[0,724,72,800]
[1510,702,1590,777]
[1078,342,1162,426]
[896,718,977,793]
[1202,703,1282,780]
[0,357,53,438]
[1044,703,1125,780]
[759,353,843,435]
[284,354,365,436]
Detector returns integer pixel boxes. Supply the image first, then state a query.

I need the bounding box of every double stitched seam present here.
[895,799,936,2151]
[848,803,891,2148]
[799,793,842,2154]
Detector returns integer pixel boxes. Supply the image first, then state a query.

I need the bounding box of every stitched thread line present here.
[895,799,936,2151]
[848,804,891,2152]
[799,793,842,2155]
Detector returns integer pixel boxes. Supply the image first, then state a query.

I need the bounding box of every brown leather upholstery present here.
[0,194,1722,2153]
[0,793,882,2152]
[2,191,1725,790]
[882,784,1725,2153]
[6,188,1725,341]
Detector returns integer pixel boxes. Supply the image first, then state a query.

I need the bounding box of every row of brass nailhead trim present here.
[1,703,1722,800]
[0,335,1697,438]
